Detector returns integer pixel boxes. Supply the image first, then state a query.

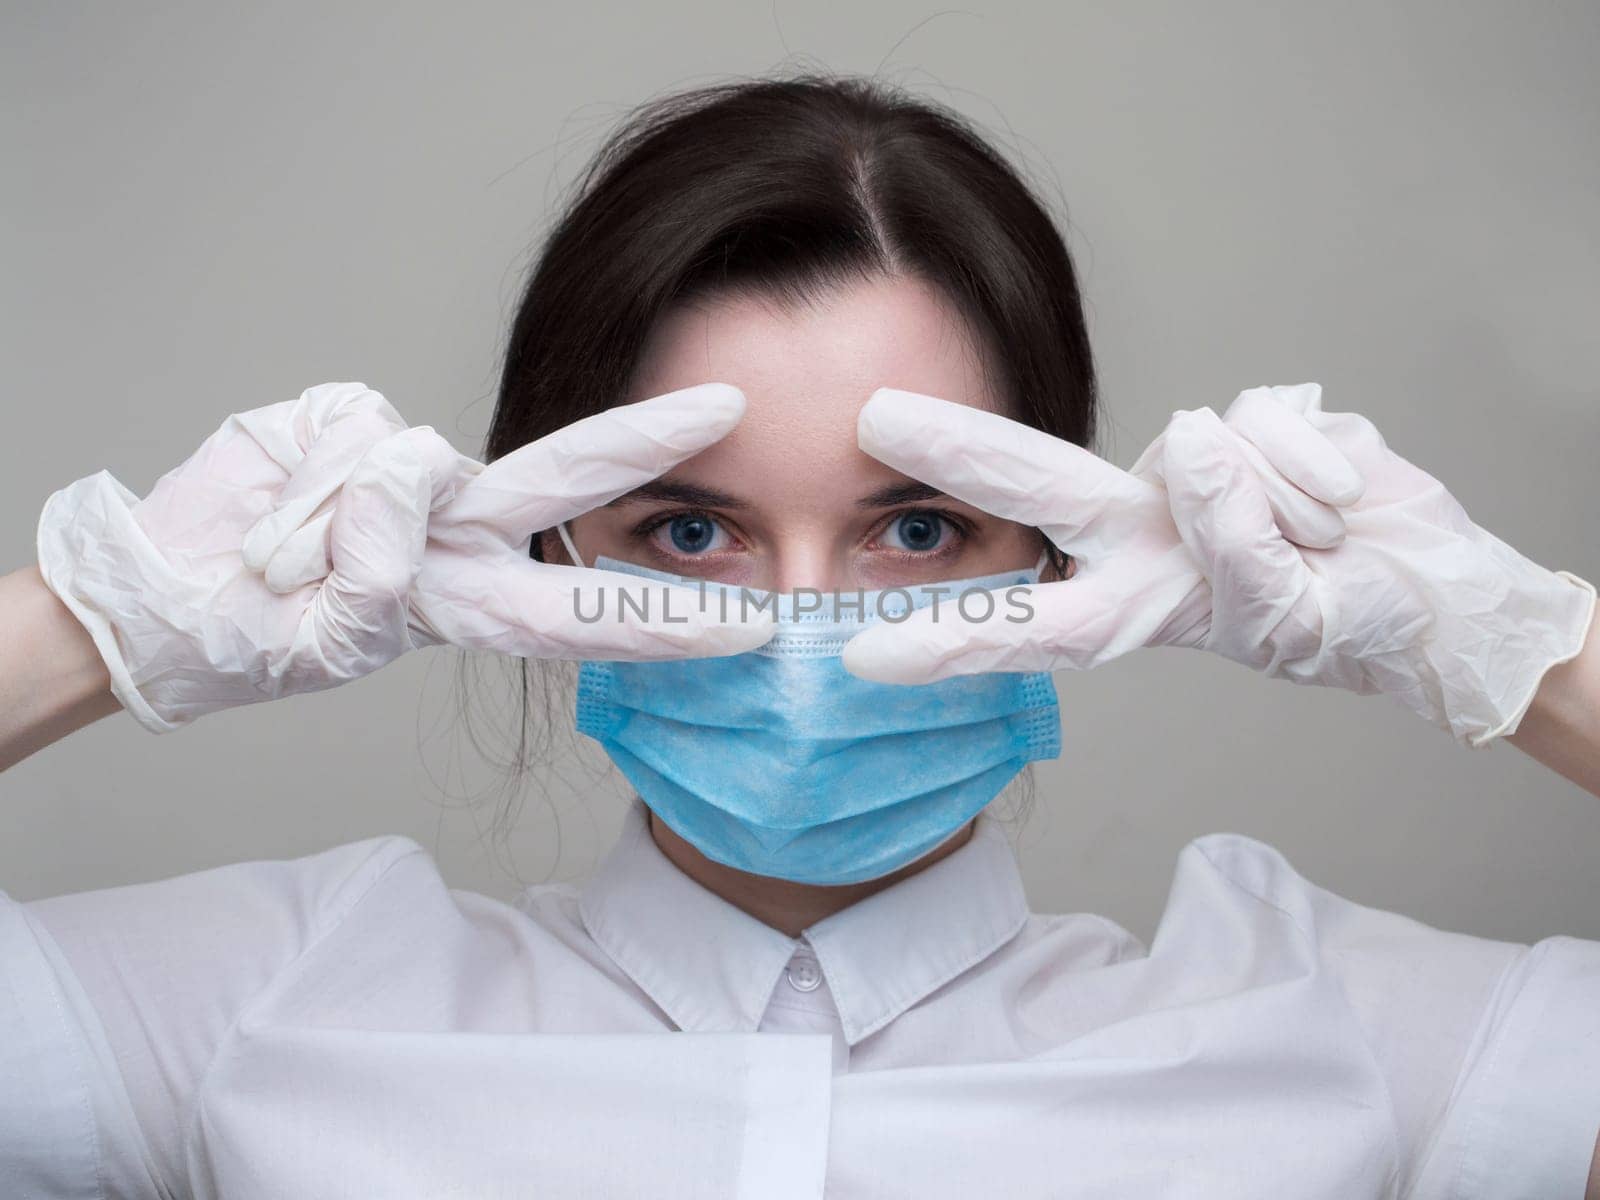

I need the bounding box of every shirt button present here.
[786,953,822,993]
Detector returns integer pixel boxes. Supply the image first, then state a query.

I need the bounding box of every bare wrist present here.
[0,563,123,771]
[1505,577,1600,796]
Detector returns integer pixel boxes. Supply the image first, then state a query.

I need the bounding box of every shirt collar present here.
[577,802,1029,1046]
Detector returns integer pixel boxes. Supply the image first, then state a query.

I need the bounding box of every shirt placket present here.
[731,1029,834,1200]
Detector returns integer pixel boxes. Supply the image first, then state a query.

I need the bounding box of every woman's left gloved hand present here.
[844,382,1596,749]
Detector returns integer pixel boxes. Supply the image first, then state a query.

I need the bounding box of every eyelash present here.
[629,507,973,563]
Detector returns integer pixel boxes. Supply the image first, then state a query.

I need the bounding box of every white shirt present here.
[3,800,1598,1199]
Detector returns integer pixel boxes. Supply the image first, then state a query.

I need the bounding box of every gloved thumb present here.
[312,427,464,670]
[1158,408,1323,673]
[256,427,473,594]
[240,384,410,574]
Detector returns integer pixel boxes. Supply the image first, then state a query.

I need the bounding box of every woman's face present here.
[548,273,1066,590]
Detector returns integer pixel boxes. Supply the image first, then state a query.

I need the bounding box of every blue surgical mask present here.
[567,534,1061,886]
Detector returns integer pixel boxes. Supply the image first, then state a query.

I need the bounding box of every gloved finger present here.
[259,426,476,594]
[436,383,747,541]
[1134,416,1348,550]
[412,553,777,661]
[1222,386,1365,506]
[242,408,411,571]
[230,383,406,477]
[1243,384,1422,492]
[262,510,335,594]
[841,550,1209,684]
[287,382,409,453]
[1159,408,1319,669]
[1221,426,1349,550]
[311,429,438,668]
[857,388,1159,555]
[1227,385,1462,539]
[1255,381,1326,419]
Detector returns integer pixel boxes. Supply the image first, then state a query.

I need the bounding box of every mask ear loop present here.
[556,520,586,569]
[1033,544,1052,577]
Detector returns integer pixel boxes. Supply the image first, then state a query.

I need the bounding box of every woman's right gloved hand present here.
[36,381,773,734]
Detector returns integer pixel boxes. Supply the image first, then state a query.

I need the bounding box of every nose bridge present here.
[767,530,856,595]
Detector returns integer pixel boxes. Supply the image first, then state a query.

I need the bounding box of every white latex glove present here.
[845,383,1596,749]
[36,381,773,735]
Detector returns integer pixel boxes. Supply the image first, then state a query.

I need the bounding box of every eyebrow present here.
[855,481,948,508]
[601,479,951,510]
[601,481,752,509]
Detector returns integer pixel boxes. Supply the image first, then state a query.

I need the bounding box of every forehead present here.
[623,275,1004,492]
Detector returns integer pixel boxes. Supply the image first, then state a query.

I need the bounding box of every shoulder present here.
[1167,830,1497,948]
[1,835,441,1197]
[1150,830,1334,949]
[26,832,431,946]
[1154,831,1536,1027]
[1173,829,1327,913]
[265,833,434,927]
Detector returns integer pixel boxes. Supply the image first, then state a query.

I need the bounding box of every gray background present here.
[4,1,1597,946]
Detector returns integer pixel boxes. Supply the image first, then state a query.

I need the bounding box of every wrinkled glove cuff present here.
[1470,569,1597,750]
[36,471,184,735]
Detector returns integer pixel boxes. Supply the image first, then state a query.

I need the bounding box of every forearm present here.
[0,563,123,773]
[1504,598,1600,797]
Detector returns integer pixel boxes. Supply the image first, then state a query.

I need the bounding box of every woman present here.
[4,74,1598,1199]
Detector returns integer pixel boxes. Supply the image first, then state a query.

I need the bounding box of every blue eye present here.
[664,513,723,554]
[883,510,951,553]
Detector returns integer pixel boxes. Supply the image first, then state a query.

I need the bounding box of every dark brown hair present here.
[455,71,1098,857]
